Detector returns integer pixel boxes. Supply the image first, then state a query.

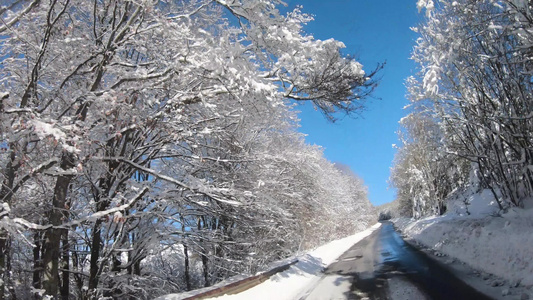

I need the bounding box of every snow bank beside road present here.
[393,190,533,297]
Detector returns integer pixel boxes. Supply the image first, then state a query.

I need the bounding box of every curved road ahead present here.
[301,222,493,300]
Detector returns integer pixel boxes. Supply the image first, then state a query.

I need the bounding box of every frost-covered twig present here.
[92,156,243,206]
[3,158,60,202]
[167,1,210,20]
[0,0,41,34]
[11,186,149,231]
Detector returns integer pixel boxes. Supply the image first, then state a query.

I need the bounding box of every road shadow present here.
[271,254,325,281]
[321,227,390,299]
[322,267,390,299]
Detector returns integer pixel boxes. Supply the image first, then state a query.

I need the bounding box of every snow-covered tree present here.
[391,110,469,217]
[394,0,533,217]
[0,0,377,298]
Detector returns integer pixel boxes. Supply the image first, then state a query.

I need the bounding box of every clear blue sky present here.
[285,0,421,206]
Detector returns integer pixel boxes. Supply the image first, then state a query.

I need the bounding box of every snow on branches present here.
[0,0,376,298]
[393,0,533,218]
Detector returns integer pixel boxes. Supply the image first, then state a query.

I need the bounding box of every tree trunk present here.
[198,217,209,287]
[5,240,16,300]
[42,151,75,297]
[127,232,134,276]
[181,216,191,291]
[0,236,5,300]
[60,229,69,300]
[133,260,141,276]
[201,251,209,287]
[88,162,116,297]
[183,243,191,291]
[127,232,142,277]
[88,218,104,298]
[0,147,17,300]
[33,232,42,300]
[71,240,85,300]
[0,238,15,300]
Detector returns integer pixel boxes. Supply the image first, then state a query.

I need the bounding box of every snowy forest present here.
[391,0,533,218]
[0,0,378,299]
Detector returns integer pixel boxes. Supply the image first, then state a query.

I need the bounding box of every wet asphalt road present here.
[303,222,493,300]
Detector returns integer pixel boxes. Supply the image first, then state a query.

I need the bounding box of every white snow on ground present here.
[157,223,381,300]
[393,189,533,298]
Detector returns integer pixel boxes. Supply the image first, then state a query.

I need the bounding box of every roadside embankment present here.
[391,191,533,299]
